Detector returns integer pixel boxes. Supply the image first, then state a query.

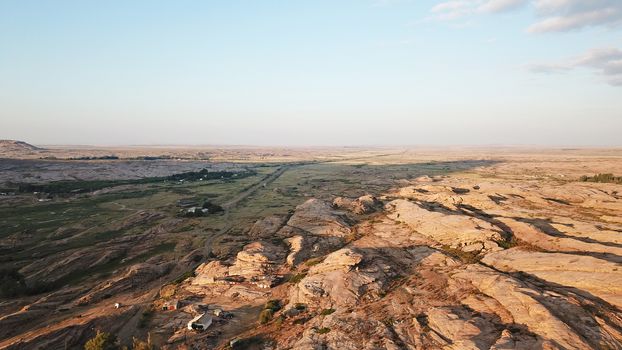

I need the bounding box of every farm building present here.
[187,313,213,331]
[162,299,180,311]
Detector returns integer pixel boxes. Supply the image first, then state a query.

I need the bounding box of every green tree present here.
[84,330,119,350]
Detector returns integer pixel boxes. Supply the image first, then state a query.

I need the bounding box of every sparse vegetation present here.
[304,258,322,267]
[314,327,331,334]
[288,272,307,284]
[320,308,335,316]
[130,337,155,350]
[579,173,622,184]
[84,331,119,350]
[258,309,274,324]
[258,299,281,324]
[264,299,282,312]
[440,245,481,264]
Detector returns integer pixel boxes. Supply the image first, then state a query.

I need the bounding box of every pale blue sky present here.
[1,0,621,146]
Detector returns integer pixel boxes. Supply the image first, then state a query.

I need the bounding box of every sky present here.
[1,0,621,146]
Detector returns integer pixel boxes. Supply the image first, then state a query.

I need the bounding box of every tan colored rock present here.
[247,214,287,238]
[387,199,502,249]
[192,261,229,285]
[481,248,622,308]
[453,265,592,349]
[286,199,352,237]
[228,241,285,278]
[333,195,382,215]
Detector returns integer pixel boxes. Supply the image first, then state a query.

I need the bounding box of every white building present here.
[187,313,213,331]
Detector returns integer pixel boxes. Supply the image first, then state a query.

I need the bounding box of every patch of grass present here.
[495,236,519,249]
[440,245,481,264]
[314,327,331,334]
[288,272,307,284]
[304,258,322,267]
[580,173,622,184]
[320,308,335,316]
[125,242,177,266]
[173,270,195,284]
[230,336,265,350]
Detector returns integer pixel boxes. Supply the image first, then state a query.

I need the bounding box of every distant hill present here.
[0,140,44,156]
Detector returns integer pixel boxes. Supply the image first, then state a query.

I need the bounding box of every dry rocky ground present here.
[1,143,621,350]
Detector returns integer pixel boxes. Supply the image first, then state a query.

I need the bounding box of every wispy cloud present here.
[527,47,622,86]
[429,0,528,21]
[428,0,622,33]
[528,0,622,33]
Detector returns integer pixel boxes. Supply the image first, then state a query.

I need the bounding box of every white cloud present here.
[529,0,622,32]
[480,0,527,13]
[429,0,528,21]
[528,47,622,86]
[429,0,622,32]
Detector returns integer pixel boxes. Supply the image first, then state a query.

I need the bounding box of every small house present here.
[162,299,179,311]
[187,313,212,331]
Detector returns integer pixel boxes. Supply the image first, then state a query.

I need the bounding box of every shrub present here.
[320,308,335,316]
[84,330,119,350]
[294,303,306,311]
[288,273,307,284]
[580,173,622,184]
[264,299,281,312]
[258,309,274,324]
[315,327,331,334]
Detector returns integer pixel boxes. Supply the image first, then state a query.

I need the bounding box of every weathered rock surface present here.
[285,199,352,237]
[333,195,383,215]
[248,215,288,238]
[481,248,622,308]
[387,199,503,251]
[228,241,286,278]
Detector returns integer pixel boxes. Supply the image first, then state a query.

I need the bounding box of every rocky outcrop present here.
[386,199,503,252]
[285,199,352,237]
[228,241,286,278]
[247,215,288,238]
[333,195,383,215]
[481,248,622,308]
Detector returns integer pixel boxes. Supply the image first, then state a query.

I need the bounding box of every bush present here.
[320,308,335,316]
[84,331,119,350]
[288,273,307,284]
[315,327,331,334]
[580,173,622,184]
[264,299,281,312]
[258,309,274,324]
